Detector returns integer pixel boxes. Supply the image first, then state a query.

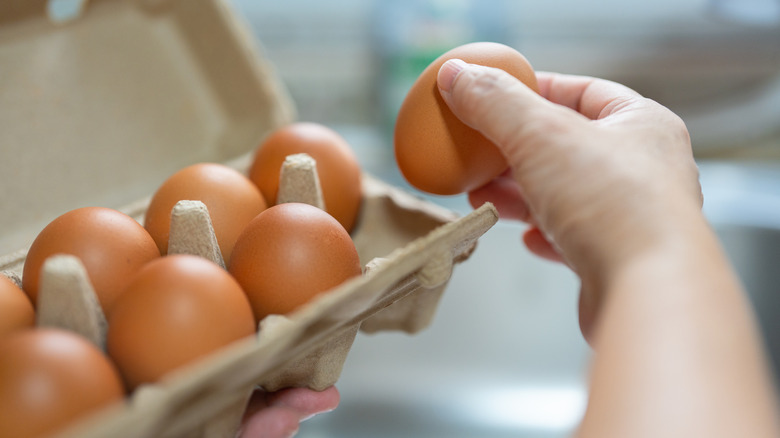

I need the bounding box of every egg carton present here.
[0,159,497,438]
[0,1,499,436]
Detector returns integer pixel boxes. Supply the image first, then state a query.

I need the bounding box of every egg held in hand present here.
[144,162,267,265]
[0,328,125,438]
[394,42,539,196]
[248,122,362,233]
[106,254,255,390]
[22,207,160,315]
[229,202,363,323]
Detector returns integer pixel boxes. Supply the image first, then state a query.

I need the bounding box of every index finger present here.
[535,71,644,121]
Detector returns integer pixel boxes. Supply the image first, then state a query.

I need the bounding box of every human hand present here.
[239,386,339,438]
[435,58,780,438]
[437,60,702,338]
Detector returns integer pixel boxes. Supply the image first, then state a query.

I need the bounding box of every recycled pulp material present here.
[0,1,499,437]
[1,171,498,438]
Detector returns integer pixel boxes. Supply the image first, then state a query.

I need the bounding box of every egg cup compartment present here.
[360,250,454,335]
[257,316,360,392]
[352,176,467,335]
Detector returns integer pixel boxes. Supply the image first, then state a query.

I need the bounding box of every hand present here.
[437,59,780,438]
[437,60,702,338]
[239,386,339,438]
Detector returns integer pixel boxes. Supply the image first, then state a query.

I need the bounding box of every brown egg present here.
[0,275,34,338]
[144,163,267,265]
[22,207,160,314]
[0,328,125,438]
[248,122,362,233]
[107,255,255,390]
[229,203,362,322]
[394,42,539,195]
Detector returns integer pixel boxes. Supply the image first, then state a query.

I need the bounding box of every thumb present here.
[437,59,586,169]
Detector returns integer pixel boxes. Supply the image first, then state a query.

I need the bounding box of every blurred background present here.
[232,0,780,160]
[226,1,780,437]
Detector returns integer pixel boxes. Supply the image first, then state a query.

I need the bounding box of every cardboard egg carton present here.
[1,155,497,438]
[0,0,499,437]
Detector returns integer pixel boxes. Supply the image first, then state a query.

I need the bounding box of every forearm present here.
[577,207,780,438]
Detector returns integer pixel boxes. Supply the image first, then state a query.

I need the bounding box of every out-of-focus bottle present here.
[372,0,511,137]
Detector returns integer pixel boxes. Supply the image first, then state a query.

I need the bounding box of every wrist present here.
[567,195,713,339]
[575,191,707,283]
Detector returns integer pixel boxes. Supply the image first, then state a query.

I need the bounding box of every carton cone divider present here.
[37,254,108,350]
[277,153,326,209]
[168,200,226,269]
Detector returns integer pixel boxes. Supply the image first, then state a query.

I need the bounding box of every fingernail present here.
[300,407,335,423]
[437,58,468,94]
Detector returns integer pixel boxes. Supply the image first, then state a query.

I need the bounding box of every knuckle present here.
[454,67,511,115]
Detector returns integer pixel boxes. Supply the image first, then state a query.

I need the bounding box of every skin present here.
[239,386,340,438]
[437,59,780,438]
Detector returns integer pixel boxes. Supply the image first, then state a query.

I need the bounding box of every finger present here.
[240,406,300,438]
[266,386,340,420]
[522,226,565,264]
[242,386,339,424]
[468,173,532,222]
[534,71,644,121]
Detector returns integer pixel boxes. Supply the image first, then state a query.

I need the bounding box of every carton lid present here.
[0,0,295,253]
